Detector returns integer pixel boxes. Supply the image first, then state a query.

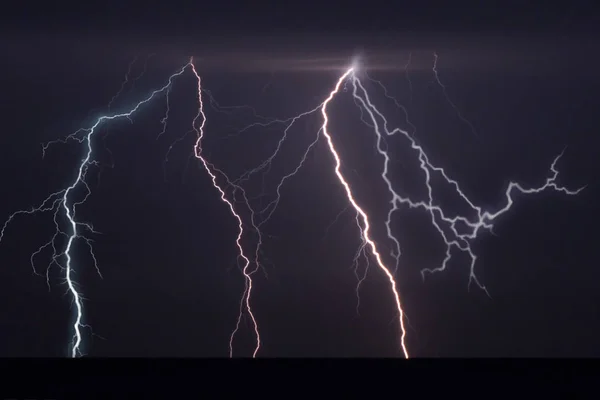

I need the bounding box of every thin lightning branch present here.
[216,102,330,257]
[323,205,372,316]
[129,53,156,92]
[255,128,323,227]
[432,52,478,138]
[108,55,139,109]
[322,204,351,239]
[157,85,173,141]
[365,72,416,136]
[203,88,275,125]
[162,88,277,182]
[351,212,370,316]
[404,52,413,105]
[233,103,323,185]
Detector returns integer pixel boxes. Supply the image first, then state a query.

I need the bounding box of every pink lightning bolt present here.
[189,59,261,358]
[321,67,409,359]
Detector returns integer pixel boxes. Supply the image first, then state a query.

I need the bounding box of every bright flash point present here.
[350,55,363,73]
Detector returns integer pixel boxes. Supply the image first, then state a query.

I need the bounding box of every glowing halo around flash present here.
[350,54,364,74]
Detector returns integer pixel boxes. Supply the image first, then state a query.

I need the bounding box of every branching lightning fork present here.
[349,67,584,297]
[1,62,191,357]
[0,53,583,359]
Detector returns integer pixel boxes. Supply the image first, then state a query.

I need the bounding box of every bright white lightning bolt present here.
[320,67,410,358]
[0,62,191,357]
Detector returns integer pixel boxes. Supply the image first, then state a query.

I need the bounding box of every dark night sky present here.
[0,2,599,358]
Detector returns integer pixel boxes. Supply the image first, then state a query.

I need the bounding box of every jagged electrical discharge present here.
[0,55,583,358]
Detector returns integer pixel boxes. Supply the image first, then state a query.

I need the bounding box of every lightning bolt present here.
[1,61,191,357]
[320,67,410,358]
[1,52,584,359]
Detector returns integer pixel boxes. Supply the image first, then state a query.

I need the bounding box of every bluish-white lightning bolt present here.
[0,61,192,357]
